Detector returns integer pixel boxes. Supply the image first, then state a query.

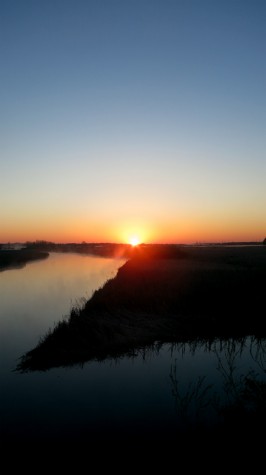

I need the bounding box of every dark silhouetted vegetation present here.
[23,240,187,258]
[17,245,266,372]
[0,249,49,271]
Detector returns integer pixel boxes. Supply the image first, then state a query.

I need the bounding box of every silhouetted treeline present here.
[0,249,49,270]
[24,240,133,257]
[21,239,266,259]
[24,241,187,259]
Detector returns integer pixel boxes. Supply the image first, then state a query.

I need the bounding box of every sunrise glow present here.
[129,236,141,247]
[1,2,264,246]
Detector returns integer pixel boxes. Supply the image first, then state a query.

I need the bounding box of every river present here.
[0,252,265,449]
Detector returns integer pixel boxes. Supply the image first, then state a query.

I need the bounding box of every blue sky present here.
[1,0,265,243]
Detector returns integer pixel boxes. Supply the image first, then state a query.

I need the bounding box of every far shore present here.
[17,244,266,372]
[0,249,49,271]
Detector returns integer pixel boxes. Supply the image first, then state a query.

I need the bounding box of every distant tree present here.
[263,238,266,245]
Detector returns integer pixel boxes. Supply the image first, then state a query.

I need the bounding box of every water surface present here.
[0,252,265,447]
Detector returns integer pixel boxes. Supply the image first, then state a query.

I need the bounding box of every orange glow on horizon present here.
[114,220,154,245]
[129,236,141,246]
[1,215,265,245]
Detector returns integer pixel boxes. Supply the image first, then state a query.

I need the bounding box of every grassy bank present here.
[17,245,266,372]
[0,249,49,271]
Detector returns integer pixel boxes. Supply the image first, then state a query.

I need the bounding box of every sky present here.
[1,0,265,244]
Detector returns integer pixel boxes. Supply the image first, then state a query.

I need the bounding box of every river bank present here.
[0,249,49,271]
[17,245,266,372]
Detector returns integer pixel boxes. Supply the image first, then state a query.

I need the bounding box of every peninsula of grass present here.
[17,244,266,372]
[0,249,49,271]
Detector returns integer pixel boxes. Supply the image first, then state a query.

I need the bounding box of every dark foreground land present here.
[0,249,49,271]
[5,244,265,454]
[17,245,266,372]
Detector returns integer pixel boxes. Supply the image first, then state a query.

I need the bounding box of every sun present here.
[129,236,141,247]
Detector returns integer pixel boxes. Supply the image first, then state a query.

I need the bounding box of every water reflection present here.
[0,253,265,449]
[169,337,266,435]
[0,252,126,368]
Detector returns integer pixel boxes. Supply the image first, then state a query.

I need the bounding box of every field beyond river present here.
[17,244,266,372]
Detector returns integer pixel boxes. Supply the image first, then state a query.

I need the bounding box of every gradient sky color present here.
[1,0,265,244]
